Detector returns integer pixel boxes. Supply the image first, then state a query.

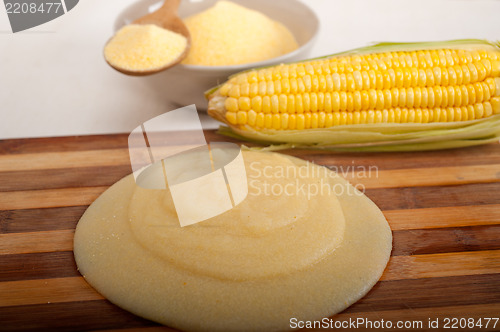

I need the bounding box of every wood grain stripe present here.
[0,252,78,282]
[0,230,74,255]
[344,164,500,189]
[347,274,500,313]
[382,250,500,281]
[366,182,500,210]
[103,328,172,332]
[0,165,131,192]
[0,149,129,172]
[0,206,85,234]
[294,142,500,170]
[385,204,500,230]
[102,328,173,332]
[391,225,500,256]
[0,277,103,308]
[0,300,161,332]
[0,134,130,155]
[0,131,236,155]
[0,187,106,210]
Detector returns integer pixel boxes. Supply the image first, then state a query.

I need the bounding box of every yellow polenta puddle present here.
[104,24,187,71]
[182,1,298,66]
[74,151,392,331]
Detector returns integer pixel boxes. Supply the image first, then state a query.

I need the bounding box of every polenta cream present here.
[74,151,392,331]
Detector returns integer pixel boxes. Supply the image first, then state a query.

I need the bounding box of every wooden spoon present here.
[105,0,191,76]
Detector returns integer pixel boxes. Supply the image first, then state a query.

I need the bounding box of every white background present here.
[1,0,499,139]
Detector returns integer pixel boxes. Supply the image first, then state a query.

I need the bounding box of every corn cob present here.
[206,40,500,151]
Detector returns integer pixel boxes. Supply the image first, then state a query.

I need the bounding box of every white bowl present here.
[115,0,320,109]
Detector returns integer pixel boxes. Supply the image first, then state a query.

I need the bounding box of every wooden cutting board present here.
[1,131,499,332]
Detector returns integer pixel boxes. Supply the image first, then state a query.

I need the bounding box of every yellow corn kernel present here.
[346,93,354,112]
[311,93,318,112]
[267,81,275,95]
[353,111,361,124]
[287,95,296,113]
[399,88,407,107]
[279,94,288,113]
[229,85,240,98]
[272,114,281,129]
[225,97,239,112]
[474,82,484,103]
[422,108,430,123]
[281,78,290,94]
[237,111,247,124]
[492,61,500,76]
[288,114,296,129]
[248,110,257,126]
[258,81,267,96]
[303,93,311,112]
[264,113,273,128]
[252,96,262,112]
[262,96,271,113]
[468,62,479,83]
[460,106,468,121]
[238,97,251,111]
[247,71,258,83]
[249,82,259,97]
[255,112,265,128]
[325,113,333,127]
[226,112,237,124]
[467,105,475,120]
[298,77,307,93]
[346,112,353,125]
[240,83,250,96]
[324,93,333,112]
[474,103,484,118]
[273,80,282,94]
[304,113,312,128]
[271,95,279,113]
[467,84,476,104]
[318,92,325,111]
[296,94,304,113]
[219,83,231,96]
[491,97,500,113]
[311,113,319,128]
[296,114,305,129]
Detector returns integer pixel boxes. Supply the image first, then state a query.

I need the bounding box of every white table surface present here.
[1,0,499,139]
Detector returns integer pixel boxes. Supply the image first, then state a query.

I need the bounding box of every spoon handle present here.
[157,0,182,19]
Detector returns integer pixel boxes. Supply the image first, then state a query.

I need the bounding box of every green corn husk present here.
[206,39,500,152]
